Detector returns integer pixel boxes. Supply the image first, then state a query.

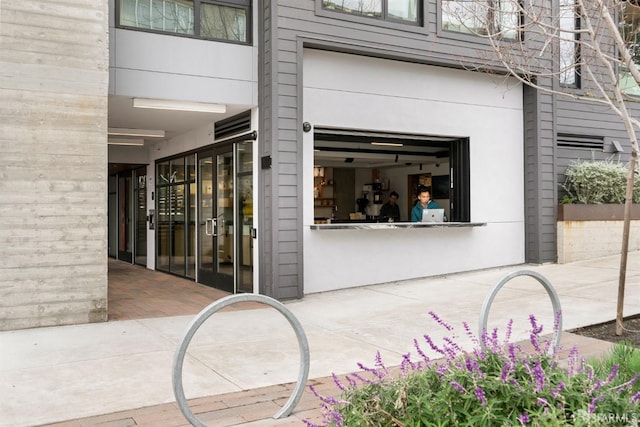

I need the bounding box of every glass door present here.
[134,167,147,266]
[155,156,196,277]
[118,173,133,263]
[198,144,234,292]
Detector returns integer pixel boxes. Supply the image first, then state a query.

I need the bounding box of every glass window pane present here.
[119,0,194,35]
[170,184,186,276]
[388,0,418,22]
[201,3,247,42]
[442,0,488,35]
[322,0,383,18]
[171,158,185,183]
[156,186,170,271]
[186,154,196,182]
[442,0,518,39]
[237,141,253,174]
[620,3,640,94]
[157,161,171,185]
[495,0,518,40]
[559,0,576,85]
[186,182,196,279]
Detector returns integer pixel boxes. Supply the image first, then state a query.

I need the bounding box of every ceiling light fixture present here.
[133,98,227,113]
[108,138,145,146]
[108,128,165,138]
[371,142,404,147]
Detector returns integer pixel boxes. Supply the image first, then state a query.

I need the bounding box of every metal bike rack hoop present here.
[478,270,563,356]
[172,294,310,427]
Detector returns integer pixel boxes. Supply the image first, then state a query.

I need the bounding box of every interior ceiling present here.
[314,129,461,168]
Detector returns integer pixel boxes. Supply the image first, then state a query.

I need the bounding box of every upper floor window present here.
[619,2,640,95]
[559,0,580,87]
[322,0,420,24]
[118,0,251,44]
[441,0,520,40]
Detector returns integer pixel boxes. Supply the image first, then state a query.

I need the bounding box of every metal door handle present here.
[211,218,218,237]
[205,218,218,237]
[205,218,212,236]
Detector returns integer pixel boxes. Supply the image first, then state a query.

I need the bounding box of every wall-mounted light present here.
[108,128,165,138]
[133,98,226,113]
[610,140,624,153]
[303,122,312,133]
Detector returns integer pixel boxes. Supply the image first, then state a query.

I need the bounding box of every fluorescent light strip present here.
[108,128,165,138]
[108,138,145,146]
[133,98,227,113]
[371,142,404,147]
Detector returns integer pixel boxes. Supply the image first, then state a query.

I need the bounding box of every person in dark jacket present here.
[411,186,446,222]
[379,191,400,222]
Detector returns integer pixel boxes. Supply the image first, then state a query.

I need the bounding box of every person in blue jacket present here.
[411,186,447,222]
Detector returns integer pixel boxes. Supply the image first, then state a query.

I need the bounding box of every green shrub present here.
[306,313,640,427]
[589,341,640,394]
[561,159,640,204]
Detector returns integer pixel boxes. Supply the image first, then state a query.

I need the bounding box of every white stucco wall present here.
[302,50,525,293]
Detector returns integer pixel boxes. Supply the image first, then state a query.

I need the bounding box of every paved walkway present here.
[2,252,639,426]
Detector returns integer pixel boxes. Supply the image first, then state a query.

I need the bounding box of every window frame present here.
[312,128,471,224]
[439,0,523,41]
[115,0,252,45]
[619,1,640,96]
[317,0,426,32]
[559,0,581,88]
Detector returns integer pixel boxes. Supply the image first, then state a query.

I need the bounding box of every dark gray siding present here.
[523,83,557,263]
[259,1,304,299]
[554,97,638,206]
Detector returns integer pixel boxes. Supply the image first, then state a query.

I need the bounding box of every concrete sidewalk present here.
[2,252,639,427]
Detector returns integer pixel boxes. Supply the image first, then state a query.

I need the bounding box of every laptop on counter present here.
[422,208,445,222]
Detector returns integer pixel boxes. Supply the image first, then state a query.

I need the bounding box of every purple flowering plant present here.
[305,312,640,426]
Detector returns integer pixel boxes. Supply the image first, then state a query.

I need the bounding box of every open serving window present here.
[312,127,470,224]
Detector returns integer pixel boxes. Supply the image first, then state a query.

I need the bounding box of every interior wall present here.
[333,168,356,218]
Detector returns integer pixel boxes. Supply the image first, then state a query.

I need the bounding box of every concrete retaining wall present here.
[0,0,109,330]
[557,220,640,263]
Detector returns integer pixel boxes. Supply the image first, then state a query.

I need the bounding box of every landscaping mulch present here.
[570,314,640,347]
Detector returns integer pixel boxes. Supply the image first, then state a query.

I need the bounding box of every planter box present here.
[557,203,640,221]
[557,204,640,263]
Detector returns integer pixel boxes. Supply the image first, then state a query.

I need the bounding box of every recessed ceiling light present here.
[108,137,145,146]
[108,128,165,138]
[133,98,227,113]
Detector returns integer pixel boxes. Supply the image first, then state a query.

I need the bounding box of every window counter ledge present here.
[309,222,487,230]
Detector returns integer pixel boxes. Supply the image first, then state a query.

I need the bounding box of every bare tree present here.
[444,0,640,334]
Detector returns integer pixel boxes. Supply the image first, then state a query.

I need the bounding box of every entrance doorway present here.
[198,144,234,292]
[109,165,147,264]
[155,136,255,293]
